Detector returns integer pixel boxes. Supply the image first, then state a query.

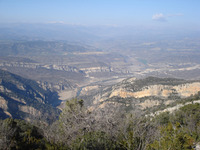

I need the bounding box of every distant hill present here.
[0,41,96,56]
[0,69,60,123]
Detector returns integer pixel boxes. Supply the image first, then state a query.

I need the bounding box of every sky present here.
[0,0,200,29]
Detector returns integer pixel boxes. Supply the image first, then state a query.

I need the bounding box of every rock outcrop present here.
[89,77,200,111]
[0,69,60,123]
[109,82,200,99]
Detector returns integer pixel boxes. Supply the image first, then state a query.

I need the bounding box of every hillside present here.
[0,69,60,123]
[0,41,95,56]
[86,77,200,112]
[1,74,200,149]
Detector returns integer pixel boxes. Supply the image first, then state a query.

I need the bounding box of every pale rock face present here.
[92,79,200,110]
[0,86,12,94]
[82,85,99,92]
[10,96,26,104]
[0,85,4,91]
[126,77,136,83]
[79,85,99,96]
[0,97,8,110]
[16,85,26,91]
[0,62,80,72]
[80,67,112,73]
[58,90,76,100]
[37,81,71,91]
[109,82,200,99]
[174,82,200,97]
[19,105,41,117]
[136,100,160,110]
[0,97,12,117]
[164,100,174,105]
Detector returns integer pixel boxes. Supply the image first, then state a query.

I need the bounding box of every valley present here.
[1,36,200,103]
[0,26,200,149]
[1,0,200,149]
[0,39,200,122]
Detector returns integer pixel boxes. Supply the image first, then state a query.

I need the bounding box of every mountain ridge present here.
[85,76,200,112]
[0,69,60,123]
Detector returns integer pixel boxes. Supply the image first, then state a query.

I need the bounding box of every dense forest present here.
[0,98,200,150]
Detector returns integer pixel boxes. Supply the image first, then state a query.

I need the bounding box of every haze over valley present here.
[1,24,200,103]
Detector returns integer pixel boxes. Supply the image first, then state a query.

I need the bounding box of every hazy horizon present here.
[0,0,200,31]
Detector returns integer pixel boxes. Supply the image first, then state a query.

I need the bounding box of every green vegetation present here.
[147,123,194,150]
[1,98,200,149]
[0,118,54,149]
[149,103,200,149]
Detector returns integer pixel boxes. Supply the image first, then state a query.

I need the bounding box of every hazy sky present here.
[0,0,199,29]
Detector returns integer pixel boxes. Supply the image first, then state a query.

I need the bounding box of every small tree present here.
[58,98,88,144]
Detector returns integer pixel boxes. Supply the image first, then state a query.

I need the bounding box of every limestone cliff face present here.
[0,62,80,73]
[91,77,200,111]
[109,82,200,99]
[37,80,73,91]
[79,85,99,96]
[80,66,112,73]
[0,97,11,117]
[18,106,42,117]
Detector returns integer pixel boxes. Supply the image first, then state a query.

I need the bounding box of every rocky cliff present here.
[0,69,60,123]
[0,62,81,73]
[88,77,200,112]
